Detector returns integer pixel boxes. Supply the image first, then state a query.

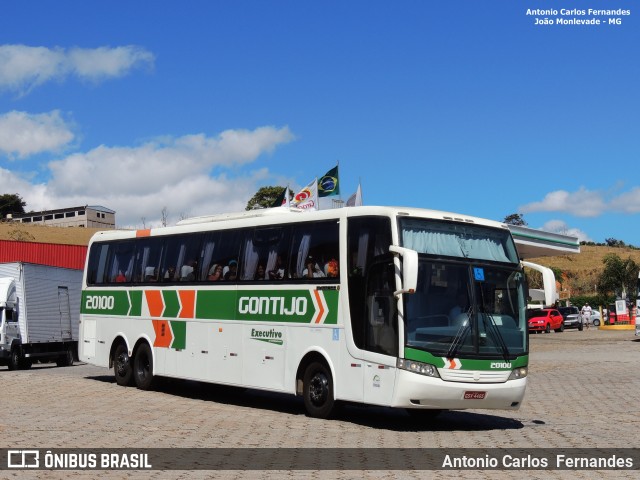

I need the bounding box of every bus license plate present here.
[464,391,486,400]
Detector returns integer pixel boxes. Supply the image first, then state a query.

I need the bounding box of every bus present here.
[79,206,529,419]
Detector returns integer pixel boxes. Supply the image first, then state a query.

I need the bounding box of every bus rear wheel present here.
[303,361,335,419]
[133,343,155,390]
[113,343,134,386]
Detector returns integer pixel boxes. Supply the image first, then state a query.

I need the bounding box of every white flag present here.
[281,187,290,208]
[291,178,318,210]
[346,183,363,207]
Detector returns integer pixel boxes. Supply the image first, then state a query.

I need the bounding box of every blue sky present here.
[1,1,638,245]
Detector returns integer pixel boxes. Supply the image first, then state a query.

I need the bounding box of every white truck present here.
[0,262,82,370]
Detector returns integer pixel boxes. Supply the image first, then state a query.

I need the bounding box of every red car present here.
[527,308,564,333]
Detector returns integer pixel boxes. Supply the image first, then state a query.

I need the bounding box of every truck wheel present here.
[8,348,21,371]
[113,343,134,386]
[57,348,74,367]
[133,343,155,390]
[303,361,335,419]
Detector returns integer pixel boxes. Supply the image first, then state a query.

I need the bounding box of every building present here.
[9,205,115,229]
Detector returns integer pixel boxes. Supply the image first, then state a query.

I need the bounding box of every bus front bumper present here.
[393,369,527,411]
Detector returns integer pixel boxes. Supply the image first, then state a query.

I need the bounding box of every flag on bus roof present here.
[346,183,363,207]
[271,186,290,208]
[291,179,318,210]
[318,165,340,197]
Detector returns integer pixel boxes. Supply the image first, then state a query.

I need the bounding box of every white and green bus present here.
[79,206,528,418]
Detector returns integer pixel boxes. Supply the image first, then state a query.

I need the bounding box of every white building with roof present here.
[10,205,116,229]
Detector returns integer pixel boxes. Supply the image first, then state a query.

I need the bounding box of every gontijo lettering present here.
[238,296,307,316]
[85,295,115,310]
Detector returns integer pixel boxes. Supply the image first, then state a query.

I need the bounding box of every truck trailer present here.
[0,262,82,370]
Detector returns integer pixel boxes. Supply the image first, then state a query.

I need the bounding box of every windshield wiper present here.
[482,312,511,361]
[447,307,473,358]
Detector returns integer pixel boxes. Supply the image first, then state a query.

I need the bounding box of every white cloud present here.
[519,187,606,217]
[67,46,154,80]
[0,44,154,94]
[521,185,640,218]
[0,110,74,158]
[20,125,295,227]
[539,220,592,243]
[609,187,640,214]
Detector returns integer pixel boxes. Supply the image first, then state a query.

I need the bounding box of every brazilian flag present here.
[318,165,339,197]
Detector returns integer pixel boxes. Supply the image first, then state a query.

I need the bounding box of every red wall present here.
[0,240,87,270]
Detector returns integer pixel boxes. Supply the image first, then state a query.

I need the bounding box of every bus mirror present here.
[389,246,418,296]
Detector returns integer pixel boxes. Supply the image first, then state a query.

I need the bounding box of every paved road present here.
[1,328,639,479]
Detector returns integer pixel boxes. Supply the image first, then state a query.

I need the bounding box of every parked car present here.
[589,310,601,327]
[558,306,583,331]
[528,308,565,333]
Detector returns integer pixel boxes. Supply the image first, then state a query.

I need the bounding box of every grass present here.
[0,222,112,246]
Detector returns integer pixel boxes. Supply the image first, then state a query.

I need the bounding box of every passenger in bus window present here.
[254,263,266,280]
[325,258,339,278]
[224,260,238,281]
[268,255,286,280]
[164,266,176,282]
[145,267,158,282]
[207,264,223,281]
[303,256,326,278]
[180,260,197,281]
[115,271,127,282]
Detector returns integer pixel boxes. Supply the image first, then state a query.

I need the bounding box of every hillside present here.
[529,245,640,296]
[0,222,110,246]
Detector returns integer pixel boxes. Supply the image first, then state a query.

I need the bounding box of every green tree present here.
[0,193,26,219]
[503,213,527,226]
[597,254,639,301]
[245,186,291,210]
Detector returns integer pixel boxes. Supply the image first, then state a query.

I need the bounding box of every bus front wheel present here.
[113,343,134,386]
[133,343,155,390]
[303,361,335,419]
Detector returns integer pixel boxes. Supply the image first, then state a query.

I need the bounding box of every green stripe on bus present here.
[83,288,339,325]
[163,290,180,318]
[404,347,528,370]
[170,321,186,349]
[129,291,142,316]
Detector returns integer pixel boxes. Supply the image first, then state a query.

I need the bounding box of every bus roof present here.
[86,205,509,244]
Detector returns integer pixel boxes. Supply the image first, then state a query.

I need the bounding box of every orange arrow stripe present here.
[152,320,172,348]
[145,290,164,317]
[178,290,195,319]
[313,290,325,324]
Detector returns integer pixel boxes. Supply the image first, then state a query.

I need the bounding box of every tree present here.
[597,254,639,300]
[245,186,291,210]
[605,238,626,248]
[503,213,527,226]
[0,193,26,219]
[161,207,169,227]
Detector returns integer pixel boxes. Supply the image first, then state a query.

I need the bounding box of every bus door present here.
[362,259,398,406]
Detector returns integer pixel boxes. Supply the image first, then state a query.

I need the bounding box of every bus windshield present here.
[400,218,526,359]
[404,261,527,358]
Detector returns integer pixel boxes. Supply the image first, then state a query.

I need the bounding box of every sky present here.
[0,1,638,245]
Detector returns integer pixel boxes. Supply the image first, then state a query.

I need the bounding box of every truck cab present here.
[0,278,23,369]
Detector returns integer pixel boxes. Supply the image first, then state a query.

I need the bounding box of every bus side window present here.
[289,221,338,279]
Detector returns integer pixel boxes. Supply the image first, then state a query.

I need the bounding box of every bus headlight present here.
[508,367,528,380]
[397,358,440,378]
